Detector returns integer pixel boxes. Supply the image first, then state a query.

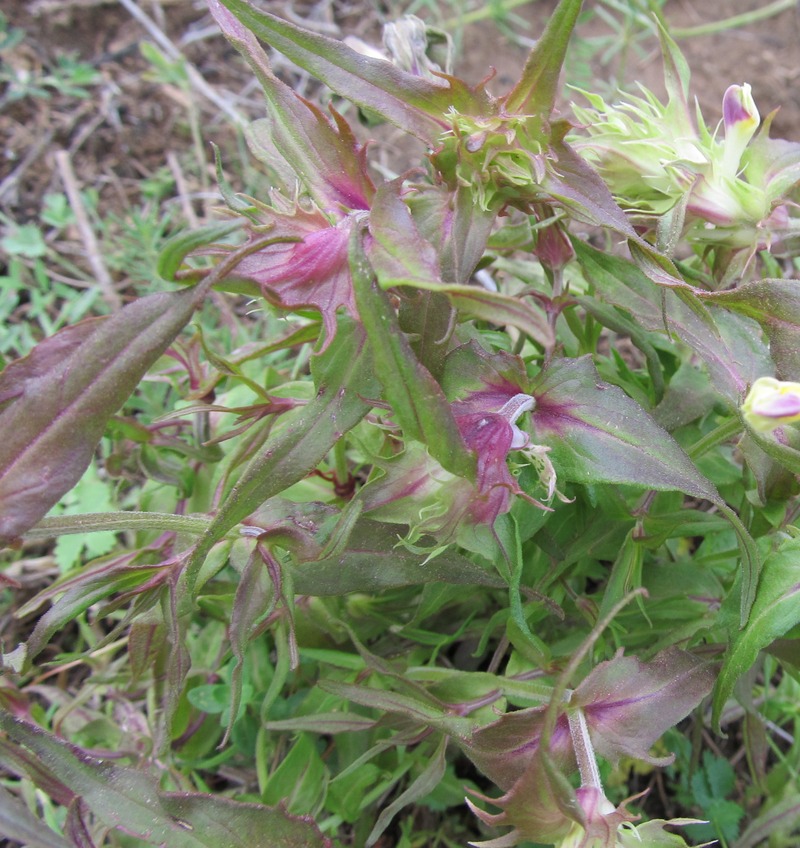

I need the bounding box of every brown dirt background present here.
[0,0,799,322]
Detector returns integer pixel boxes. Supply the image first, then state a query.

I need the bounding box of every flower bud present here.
[720,83,760,179]
[742,376,800,432]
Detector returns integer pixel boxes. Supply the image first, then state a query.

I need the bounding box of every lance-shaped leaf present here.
[0,713,330,847]
[572,647,716,765]
[208,0,374,212]
[543,127,639,241]
[573,238,771,404]
[219,0,491,143]
[503,0,582,116]
[530,356,760,620]
[699,278,800,381]
[186,314,378,587]
[350,229,475,479]
[712,536,800,728]
[408,183,498,286]
[530,357,720,500]
[0,284,208,547]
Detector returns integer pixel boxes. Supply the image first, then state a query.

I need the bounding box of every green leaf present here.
[713,536,800,728]
[503,0,583,116]
[573,239,771,404]
[350,229,475,479]
[219,0,490,142]
[0,713,330,847]
[157,220,244,282]
[0,284,209,546]
[261,733,326,814]
[291,517,503,595]
[226,543,278,741]
[18,556,165,666]
[734,794,800,848]
[0,784,70,848]
[186,314,378,587]
[366,736,447,847]
[530,357,760,620]
[699,278,800,381]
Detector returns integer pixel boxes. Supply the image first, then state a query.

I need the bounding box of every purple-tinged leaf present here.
[368,186,553,347]
[543,129,638,240]
[218,0,491,143]
[0,713,330,847]
[572,647,715,766]
[503,0,583,116]
[0,285,209,547]
[351,230,475,480]
[0,737,75,808]
[65,799,96,848]
[225,207,359,348]
[408,183,497,286]
[574,239,771,403]
[0,784,71,848]
[466,749,580,848]
[462,706,571,791]
[699,278,800,381]
[16,550,170,667]
[712,536,800,728]
[530,356,760,619]
[443,287,553,347]
[530,357,718,500]
[209,0,374,213]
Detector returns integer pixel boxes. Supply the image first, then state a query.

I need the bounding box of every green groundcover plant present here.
[2,0,800,845]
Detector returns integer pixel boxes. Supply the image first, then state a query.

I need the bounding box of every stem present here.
[333,438,349,489]
[24,512,211,539]
[688,416,742,460]
[671,0,795,38]
[443,0,534,28]
[540,589,647,752]
[568,707,603,790]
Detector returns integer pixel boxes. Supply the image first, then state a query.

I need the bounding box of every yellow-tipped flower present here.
[742,377,800,432]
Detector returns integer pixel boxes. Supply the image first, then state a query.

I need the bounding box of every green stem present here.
[333,438,349,490]
[443,0,535,28]
[672,0,795,38]
[25,512,211,539]
[687,417,742,460]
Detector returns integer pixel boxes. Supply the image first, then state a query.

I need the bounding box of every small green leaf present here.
[713,536,800,728]
[1,223,47,258]
[157,220,244,282]
[187,314,378,587]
